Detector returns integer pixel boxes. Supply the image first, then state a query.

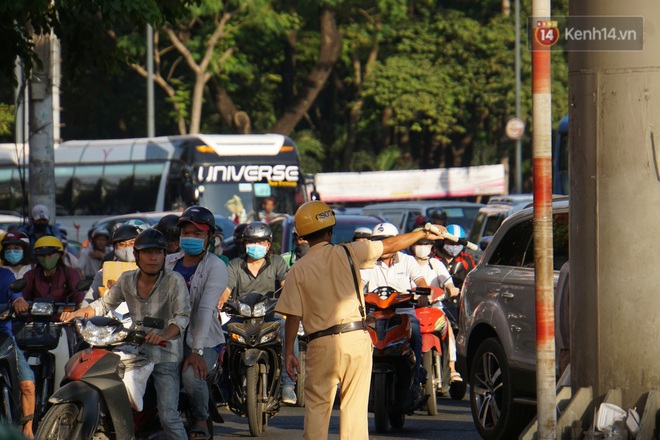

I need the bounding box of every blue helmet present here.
[445,224,466,239]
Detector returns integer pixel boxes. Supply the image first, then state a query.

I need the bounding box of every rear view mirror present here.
[76,279,93,292]
[10,279,26,293]
[143,316,165,329]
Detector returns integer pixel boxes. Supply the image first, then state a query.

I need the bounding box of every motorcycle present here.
[222,292,283,437]
[12,279,91,428]
[35,315,178,440]
[0,283,23,427]
[365,285,428,433]
[414,285,466,416]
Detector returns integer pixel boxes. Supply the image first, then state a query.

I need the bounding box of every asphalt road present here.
[211,392,481,439]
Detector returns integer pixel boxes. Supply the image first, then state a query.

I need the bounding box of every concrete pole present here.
[514,0,522,194]
[570,0,658,408]
[531,0,556,437]
[28,33,57,223]
[147,24,155,138]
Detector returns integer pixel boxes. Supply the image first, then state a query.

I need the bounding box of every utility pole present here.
[570,0,655,409]
[147,23,155,137]
[28,33,58,222]
[514,0,522,194]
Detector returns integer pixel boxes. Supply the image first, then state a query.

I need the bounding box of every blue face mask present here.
[4,249,23,265]
[180,237,206,256]
[246,244,268,260]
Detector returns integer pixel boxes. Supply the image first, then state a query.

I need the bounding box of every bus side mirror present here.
[183,182,199,205]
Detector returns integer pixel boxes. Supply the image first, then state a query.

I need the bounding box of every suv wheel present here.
[469,338,532,440]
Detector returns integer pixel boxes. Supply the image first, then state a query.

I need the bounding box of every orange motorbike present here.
[365,286,427,433]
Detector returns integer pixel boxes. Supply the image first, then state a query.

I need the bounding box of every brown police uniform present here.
[276,240,383,439]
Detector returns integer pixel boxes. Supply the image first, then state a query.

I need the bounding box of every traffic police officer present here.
[275,201,447,439]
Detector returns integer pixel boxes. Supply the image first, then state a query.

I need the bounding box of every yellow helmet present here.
[294,201,336,237]
[34,236,64,255]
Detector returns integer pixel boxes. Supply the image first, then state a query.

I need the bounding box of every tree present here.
[0,0,196,83]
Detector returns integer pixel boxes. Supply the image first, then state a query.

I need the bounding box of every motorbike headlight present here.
[239,303,252,317]
[31,302,55,316]
[253,302,266,318]
[76,319,129,346]
[230,332,246,344]
[260,330,278,344]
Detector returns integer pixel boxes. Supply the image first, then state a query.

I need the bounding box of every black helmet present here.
[233,223,248,242]
[134,229,167,251]
[243,222,272,242]
[156,214,181,242]
[178,206,215,233]
[429,209,447,222]
[92,227,111,239]
[113,225,141,244]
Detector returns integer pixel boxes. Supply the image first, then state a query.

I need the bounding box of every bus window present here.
[55,166,75,215]
[133,163,165,212]
[103,164,135,214]
[73,165,104,215]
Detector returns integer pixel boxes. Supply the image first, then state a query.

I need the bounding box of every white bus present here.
[0,134,306,220]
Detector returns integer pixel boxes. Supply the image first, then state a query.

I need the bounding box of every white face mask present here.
[115,247,136,263]
[414,244,433,259]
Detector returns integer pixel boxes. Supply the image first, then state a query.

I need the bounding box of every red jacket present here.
[22,264,84,304]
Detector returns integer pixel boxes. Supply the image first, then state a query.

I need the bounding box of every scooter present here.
[415,285,461,416]
[0,298,21,426]
[365,285,428,433]
[35,315,170,440]
[222,292,283,437]
[13,279,91,428]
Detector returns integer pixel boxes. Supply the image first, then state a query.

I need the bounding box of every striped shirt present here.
[89,268,190,364]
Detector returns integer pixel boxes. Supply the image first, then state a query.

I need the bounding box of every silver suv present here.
[456,197,569,440]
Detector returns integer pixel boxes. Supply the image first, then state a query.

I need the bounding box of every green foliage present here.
[0,0,197,84]
[292,130,325,173]
[0,104,14,136]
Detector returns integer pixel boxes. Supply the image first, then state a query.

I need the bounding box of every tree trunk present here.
[209,79,252,133]
[270,7,342,135]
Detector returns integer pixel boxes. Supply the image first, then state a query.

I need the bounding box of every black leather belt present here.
[307,321,366,342]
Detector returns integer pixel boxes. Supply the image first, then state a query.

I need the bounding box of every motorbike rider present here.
[85,224,141,302]
[219,222,296,404]
[58,227,82,275]
[19,205,62,248]
[61,228,191,440]
[435,224,476,289]
[156,214,182,255]
[165,206,228,440]
[223,223,248,261]
[352,227,372,242]
[22,236,84,305]
[77,227,111,279]
[280,228,310,268]
[1,232,34,279]
[410,234,462,382]
[360,222,429,405]
[276,201,447,439]
[0,266,35,438]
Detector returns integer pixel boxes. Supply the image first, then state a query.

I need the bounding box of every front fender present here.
[48,382,101,440]
[50,381,134,440]
[421,333,441,354]
[242,348,268,367]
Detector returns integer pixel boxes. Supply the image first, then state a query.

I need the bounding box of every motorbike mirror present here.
[143,316,165,329]
[76,279,93,292]
[10,279,26,293]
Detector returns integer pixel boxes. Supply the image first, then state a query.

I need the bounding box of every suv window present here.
[523,212,569,270]
[487,219,533,267]
[404,210,423,232]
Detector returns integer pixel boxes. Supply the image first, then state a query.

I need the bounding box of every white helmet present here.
[371,223,399,240]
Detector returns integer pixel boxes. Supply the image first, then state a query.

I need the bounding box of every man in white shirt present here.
[360,223,428,402]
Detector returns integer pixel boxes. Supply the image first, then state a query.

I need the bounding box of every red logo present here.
[535,20,560,46]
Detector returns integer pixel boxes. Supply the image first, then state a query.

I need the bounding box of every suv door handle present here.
[501,292,515,299]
